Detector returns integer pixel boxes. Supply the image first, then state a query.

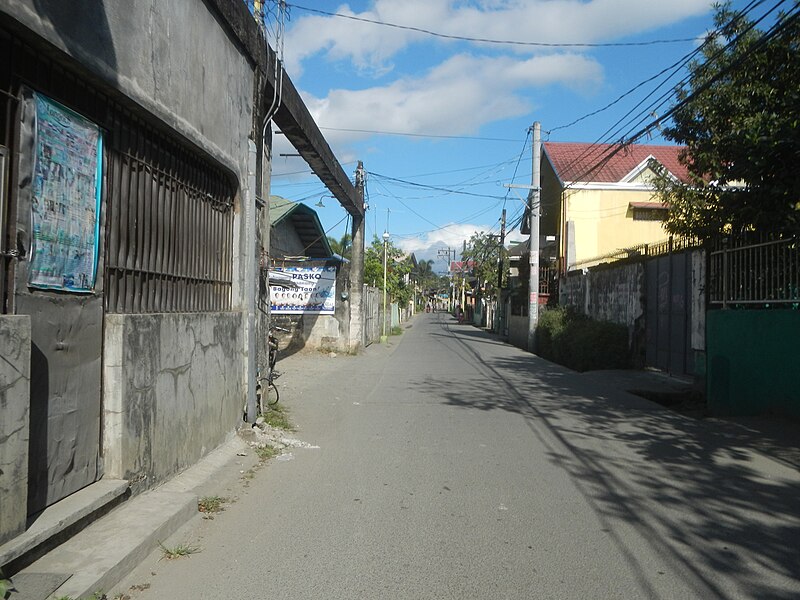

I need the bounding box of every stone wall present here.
[0,316,30,544]
[103,313,243,492]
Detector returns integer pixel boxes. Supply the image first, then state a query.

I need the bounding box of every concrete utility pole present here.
[381,230,390,343]
[527,122,541,353]
[349,161,366,352]
[496,208,506,333]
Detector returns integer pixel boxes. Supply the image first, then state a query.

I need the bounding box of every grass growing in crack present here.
[198,495,227,514]
[255,444,280,461]
[261,404,294,431]
[158,541,200,560]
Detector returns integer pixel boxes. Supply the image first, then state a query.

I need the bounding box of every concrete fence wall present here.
[559,261,645,328]
[0,316,31,544]
[103,313,244,493]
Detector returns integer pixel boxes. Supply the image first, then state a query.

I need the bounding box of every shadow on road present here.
[408,319,800,600]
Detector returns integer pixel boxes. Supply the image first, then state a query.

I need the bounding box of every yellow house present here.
[538,142,690,272]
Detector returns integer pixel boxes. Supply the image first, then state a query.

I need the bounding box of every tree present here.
[460,231,506,296]
[412,259,438,295]
[327,233,352,259]
[654,1,800,240]
[364,235,412,305]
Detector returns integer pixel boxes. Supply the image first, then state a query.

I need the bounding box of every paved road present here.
[116,312,800,599]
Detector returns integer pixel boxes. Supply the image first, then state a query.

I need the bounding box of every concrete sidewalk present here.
[7,435,261,600]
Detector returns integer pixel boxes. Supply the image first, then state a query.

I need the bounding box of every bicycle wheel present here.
[266,381,280,406]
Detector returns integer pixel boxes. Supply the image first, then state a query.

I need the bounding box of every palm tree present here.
[413,259,435,291]
[327,233,352,259]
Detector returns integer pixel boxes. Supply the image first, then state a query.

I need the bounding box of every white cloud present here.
[395,223,491,267]
[298,52,602,143]
[284,0,711,76]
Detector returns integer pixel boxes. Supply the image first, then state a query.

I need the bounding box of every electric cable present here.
[286,3,700,48]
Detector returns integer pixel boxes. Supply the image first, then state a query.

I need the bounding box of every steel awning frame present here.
[264,47,362,218]
[202,1,361,217]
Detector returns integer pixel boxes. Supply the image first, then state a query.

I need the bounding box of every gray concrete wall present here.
[508,315,528,350]
[2,0,255,178]
[559,262,645,328]
[303,263,352,353]
[0,316,31,544]
[103,313,243,493]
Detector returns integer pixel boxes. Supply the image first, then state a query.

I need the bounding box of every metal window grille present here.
[709,236,800,306]
[0,26,235,314]
[105,119,235,313]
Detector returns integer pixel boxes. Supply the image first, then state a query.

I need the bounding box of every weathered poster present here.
[270,266,336,314]
[29,93,102,292]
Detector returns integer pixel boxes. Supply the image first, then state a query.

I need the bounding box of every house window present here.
[630,202,668,222]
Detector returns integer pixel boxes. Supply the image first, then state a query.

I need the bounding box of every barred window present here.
[105,119,235,313]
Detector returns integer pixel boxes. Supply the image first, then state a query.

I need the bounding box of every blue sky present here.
[266,0,762,270]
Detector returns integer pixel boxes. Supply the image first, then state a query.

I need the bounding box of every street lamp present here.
[381,230,390,343]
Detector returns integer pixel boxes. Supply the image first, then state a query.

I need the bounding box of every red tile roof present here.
[543,142,691,184]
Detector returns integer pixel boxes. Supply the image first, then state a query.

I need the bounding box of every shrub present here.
[536,306,630,372]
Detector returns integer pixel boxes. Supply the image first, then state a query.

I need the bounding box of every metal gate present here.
[363,284,380,346]
[645,250,693,376]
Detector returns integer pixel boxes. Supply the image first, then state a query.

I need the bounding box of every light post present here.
[381,230,390,343]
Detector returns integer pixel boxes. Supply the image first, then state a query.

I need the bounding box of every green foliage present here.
[261,403,294,431]
[0,570,15,599]
[655,1,800,240]
[255,444,280,460]
[327,233,352,259]
[365,235,413,305]
[198,496,227,514]
[536,306,631,372]
[460,231,506,296]
[159,541,200,559]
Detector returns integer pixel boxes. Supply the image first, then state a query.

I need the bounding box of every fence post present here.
[722,238,728,309]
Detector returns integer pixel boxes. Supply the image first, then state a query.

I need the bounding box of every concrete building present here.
[0,0,363,556]
[538,142,691,272]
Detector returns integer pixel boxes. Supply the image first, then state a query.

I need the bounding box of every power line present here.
[554,0,791,186]
[368,171,508,200]
[287,3,701,48]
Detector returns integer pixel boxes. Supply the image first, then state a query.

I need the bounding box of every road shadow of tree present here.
[406,322,800,600]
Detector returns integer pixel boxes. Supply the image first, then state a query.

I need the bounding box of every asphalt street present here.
[114,311,800,600]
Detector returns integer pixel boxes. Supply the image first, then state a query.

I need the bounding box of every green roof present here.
[269,195,333,258]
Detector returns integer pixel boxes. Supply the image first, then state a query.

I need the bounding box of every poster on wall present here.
[29,92,103,292]
[270,266,336,314]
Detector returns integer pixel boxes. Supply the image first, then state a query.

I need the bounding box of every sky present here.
[264,0,766,272]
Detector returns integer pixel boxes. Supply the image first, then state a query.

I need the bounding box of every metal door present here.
[13,90,104,515]
[645,250,692,376]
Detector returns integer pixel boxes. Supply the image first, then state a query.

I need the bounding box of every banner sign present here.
[29,93,103,292]
[270,266,336,314]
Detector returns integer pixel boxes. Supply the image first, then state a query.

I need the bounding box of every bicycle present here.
[256,325,289,413]
[245,325,289,420]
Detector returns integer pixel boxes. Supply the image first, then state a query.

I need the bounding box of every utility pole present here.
[349,161,366,352]
[527,122,541,353]
[461,240,467,314]
[496,208,506,291]
[496,208,506,333]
